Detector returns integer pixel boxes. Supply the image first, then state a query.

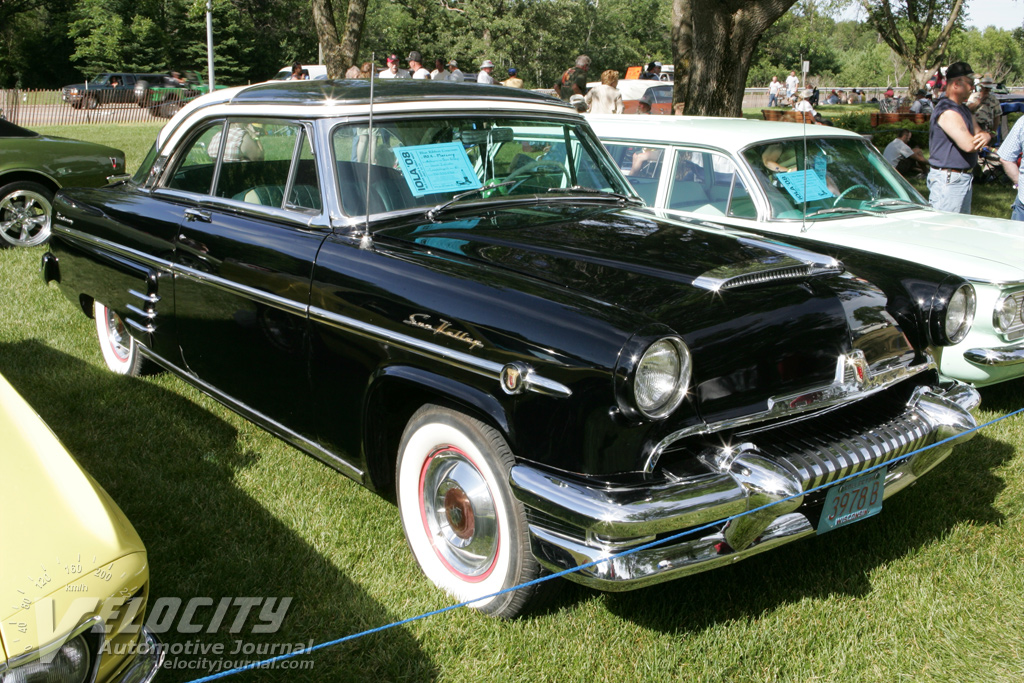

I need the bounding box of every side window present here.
[286,131,322,212]
[164,123,224,195]
[668,149,755,218]
[603,143,664,206]
[213,120,302,207]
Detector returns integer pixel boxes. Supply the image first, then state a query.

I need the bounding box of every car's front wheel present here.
[94,302,150,376]
[396,405,550,618]
[0,181,53,248]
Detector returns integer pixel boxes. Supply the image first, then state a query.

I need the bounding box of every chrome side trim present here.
[644,359,932,473]
[128,289,160,303]
[55,223,571,399]
[963,342,1024,366]
[309,306,573,398]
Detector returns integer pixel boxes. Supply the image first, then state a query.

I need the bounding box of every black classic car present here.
[43,81,982,618]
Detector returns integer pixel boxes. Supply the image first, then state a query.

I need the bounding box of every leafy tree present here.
[672,0,799,116]
[859,0,967,91]
[949,26,1023,83]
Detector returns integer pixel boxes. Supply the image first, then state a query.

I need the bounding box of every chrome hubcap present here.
[0,190,51,246]
[421,447,498,578]
[105,308,131,361]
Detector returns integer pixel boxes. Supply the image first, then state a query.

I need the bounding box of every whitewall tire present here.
[396,404,547,618]
[94,301,147,376]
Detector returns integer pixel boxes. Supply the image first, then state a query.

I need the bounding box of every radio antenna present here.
[360,52,376,249]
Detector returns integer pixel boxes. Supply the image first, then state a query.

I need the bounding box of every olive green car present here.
[0,120,126,247]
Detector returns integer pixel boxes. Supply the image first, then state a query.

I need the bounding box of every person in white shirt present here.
[378,55,408,79]
[883,129,929,177]
[785,71,799,101]
[478,60,495,85]
[407,51,431,80]
[430,58,445,80]
[584,70,623,114]
[444,60,465,82]
[794,88,821,123]
[768,75,783,106]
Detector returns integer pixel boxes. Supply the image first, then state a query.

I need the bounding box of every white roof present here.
[586,114,863,152]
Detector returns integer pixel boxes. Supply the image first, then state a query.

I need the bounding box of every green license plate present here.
[818,468,885,534]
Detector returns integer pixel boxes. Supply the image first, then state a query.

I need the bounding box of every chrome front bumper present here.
[113,627,164,683]
[964,341,1024,366]
[511,382,981,591]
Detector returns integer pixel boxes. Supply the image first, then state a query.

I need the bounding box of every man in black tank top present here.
[927,62,992,213]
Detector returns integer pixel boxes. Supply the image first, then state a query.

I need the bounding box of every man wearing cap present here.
[502,68,523,88]
[928,61,991,213]
[998,115,1024,221]
[378,55,408,79]
[967,75,1001,136]
[444,60,464,82]
[478,60,496,84]
[909,89,933,115]
[407,51,430,80]
[639,61,662,81]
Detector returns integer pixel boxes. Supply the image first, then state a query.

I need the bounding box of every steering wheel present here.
[833,184,871,206]
[503,160,568,193]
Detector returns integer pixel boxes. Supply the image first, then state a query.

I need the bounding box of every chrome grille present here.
[751,408,932,490]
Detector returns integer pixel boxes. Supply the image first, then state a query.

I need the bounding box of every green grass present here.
[2,123,1023,682]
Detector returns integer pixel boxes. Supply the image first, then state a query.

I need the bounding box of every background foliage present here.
[0,0,1020,89]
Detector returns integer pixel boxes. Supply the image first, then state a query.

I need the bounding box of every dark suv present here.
[61,72,164,109]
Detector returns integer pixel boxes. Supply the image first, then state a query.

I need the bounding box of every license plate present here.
[818,468,885,534]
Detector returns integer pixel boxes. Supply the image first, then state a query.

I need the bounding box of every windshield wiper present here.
[862,198,924,209]
[803,206,884,219]
[426,181,518,221]
[545,186,644,205]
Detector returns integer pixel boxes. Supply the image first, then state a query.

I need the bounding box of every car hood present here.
[378,205,916,420]
[805,209,1024,283]
[0,374,145,637]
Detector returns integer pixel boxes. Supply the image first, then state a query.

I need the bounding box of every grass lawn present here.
[2,124,1023,682]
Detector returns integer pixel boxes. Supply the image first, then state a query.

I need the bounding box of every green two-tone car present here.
[0,119,126,247]
[134,71,228,119]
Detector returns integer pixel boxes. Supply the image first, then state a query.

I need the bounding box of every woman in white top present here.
[794,88,821,124]
[585,70,624,114]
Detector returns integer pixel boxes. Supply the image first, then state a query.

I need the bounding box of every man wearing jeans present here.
[998,115,1024,221]
[927,62,991,214]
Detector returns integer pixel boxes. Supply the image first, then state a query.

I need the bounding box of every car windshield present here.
[741,136,927,220]
[331,115,634,218]
[90,73,114,86]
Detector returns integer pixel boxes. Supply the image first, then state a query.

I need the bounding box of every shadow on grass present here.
[599,405,1016,634]
[0,340,437,683]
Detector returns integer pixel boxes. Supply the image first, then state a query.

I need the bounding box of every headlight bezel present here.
[0,617,101,683]
[993,291,1024,337]
[615,329,693,422]
[931,280,976,346]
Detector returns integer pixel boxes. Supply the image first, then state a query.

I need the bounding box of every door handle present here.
[184,208,212,222]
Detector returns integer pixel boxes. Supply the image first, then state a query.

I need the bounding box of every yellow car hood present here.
[0,373,146,660]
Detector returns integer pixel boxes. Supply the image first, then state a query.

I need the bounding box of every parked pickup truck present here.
[61,72,165,109]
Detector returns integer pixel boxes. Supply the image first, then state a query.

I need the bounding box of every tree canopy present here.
[0,0,1020,92]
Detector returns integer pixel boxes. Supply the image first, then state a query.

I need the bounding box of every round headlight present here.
[1,635,92,683]
[994,294,1019,333]
[634,337,691,419]
[944,283,975,344]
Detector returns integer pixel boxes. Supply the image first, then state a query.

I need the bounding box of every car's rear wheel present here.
[396,405,550,618]
[134,80,150,107]
[0,181,53,248]
[94,302,149,376]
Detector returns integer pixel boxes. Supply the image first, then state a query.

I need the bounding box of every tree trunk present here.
[672,0,798,117]
[311,0,367,78]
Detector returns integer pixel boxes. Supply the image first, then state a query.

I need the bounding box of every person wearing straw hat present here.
[477,59,496,84]
[793,88,821,124]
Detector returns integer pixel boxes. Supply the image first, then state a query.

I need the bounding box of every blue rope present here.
[185,405,1023,683]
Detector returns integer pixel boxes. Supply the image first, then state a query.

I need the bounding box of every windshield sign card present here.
[777,169,834,203]
[396,143,482,197]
